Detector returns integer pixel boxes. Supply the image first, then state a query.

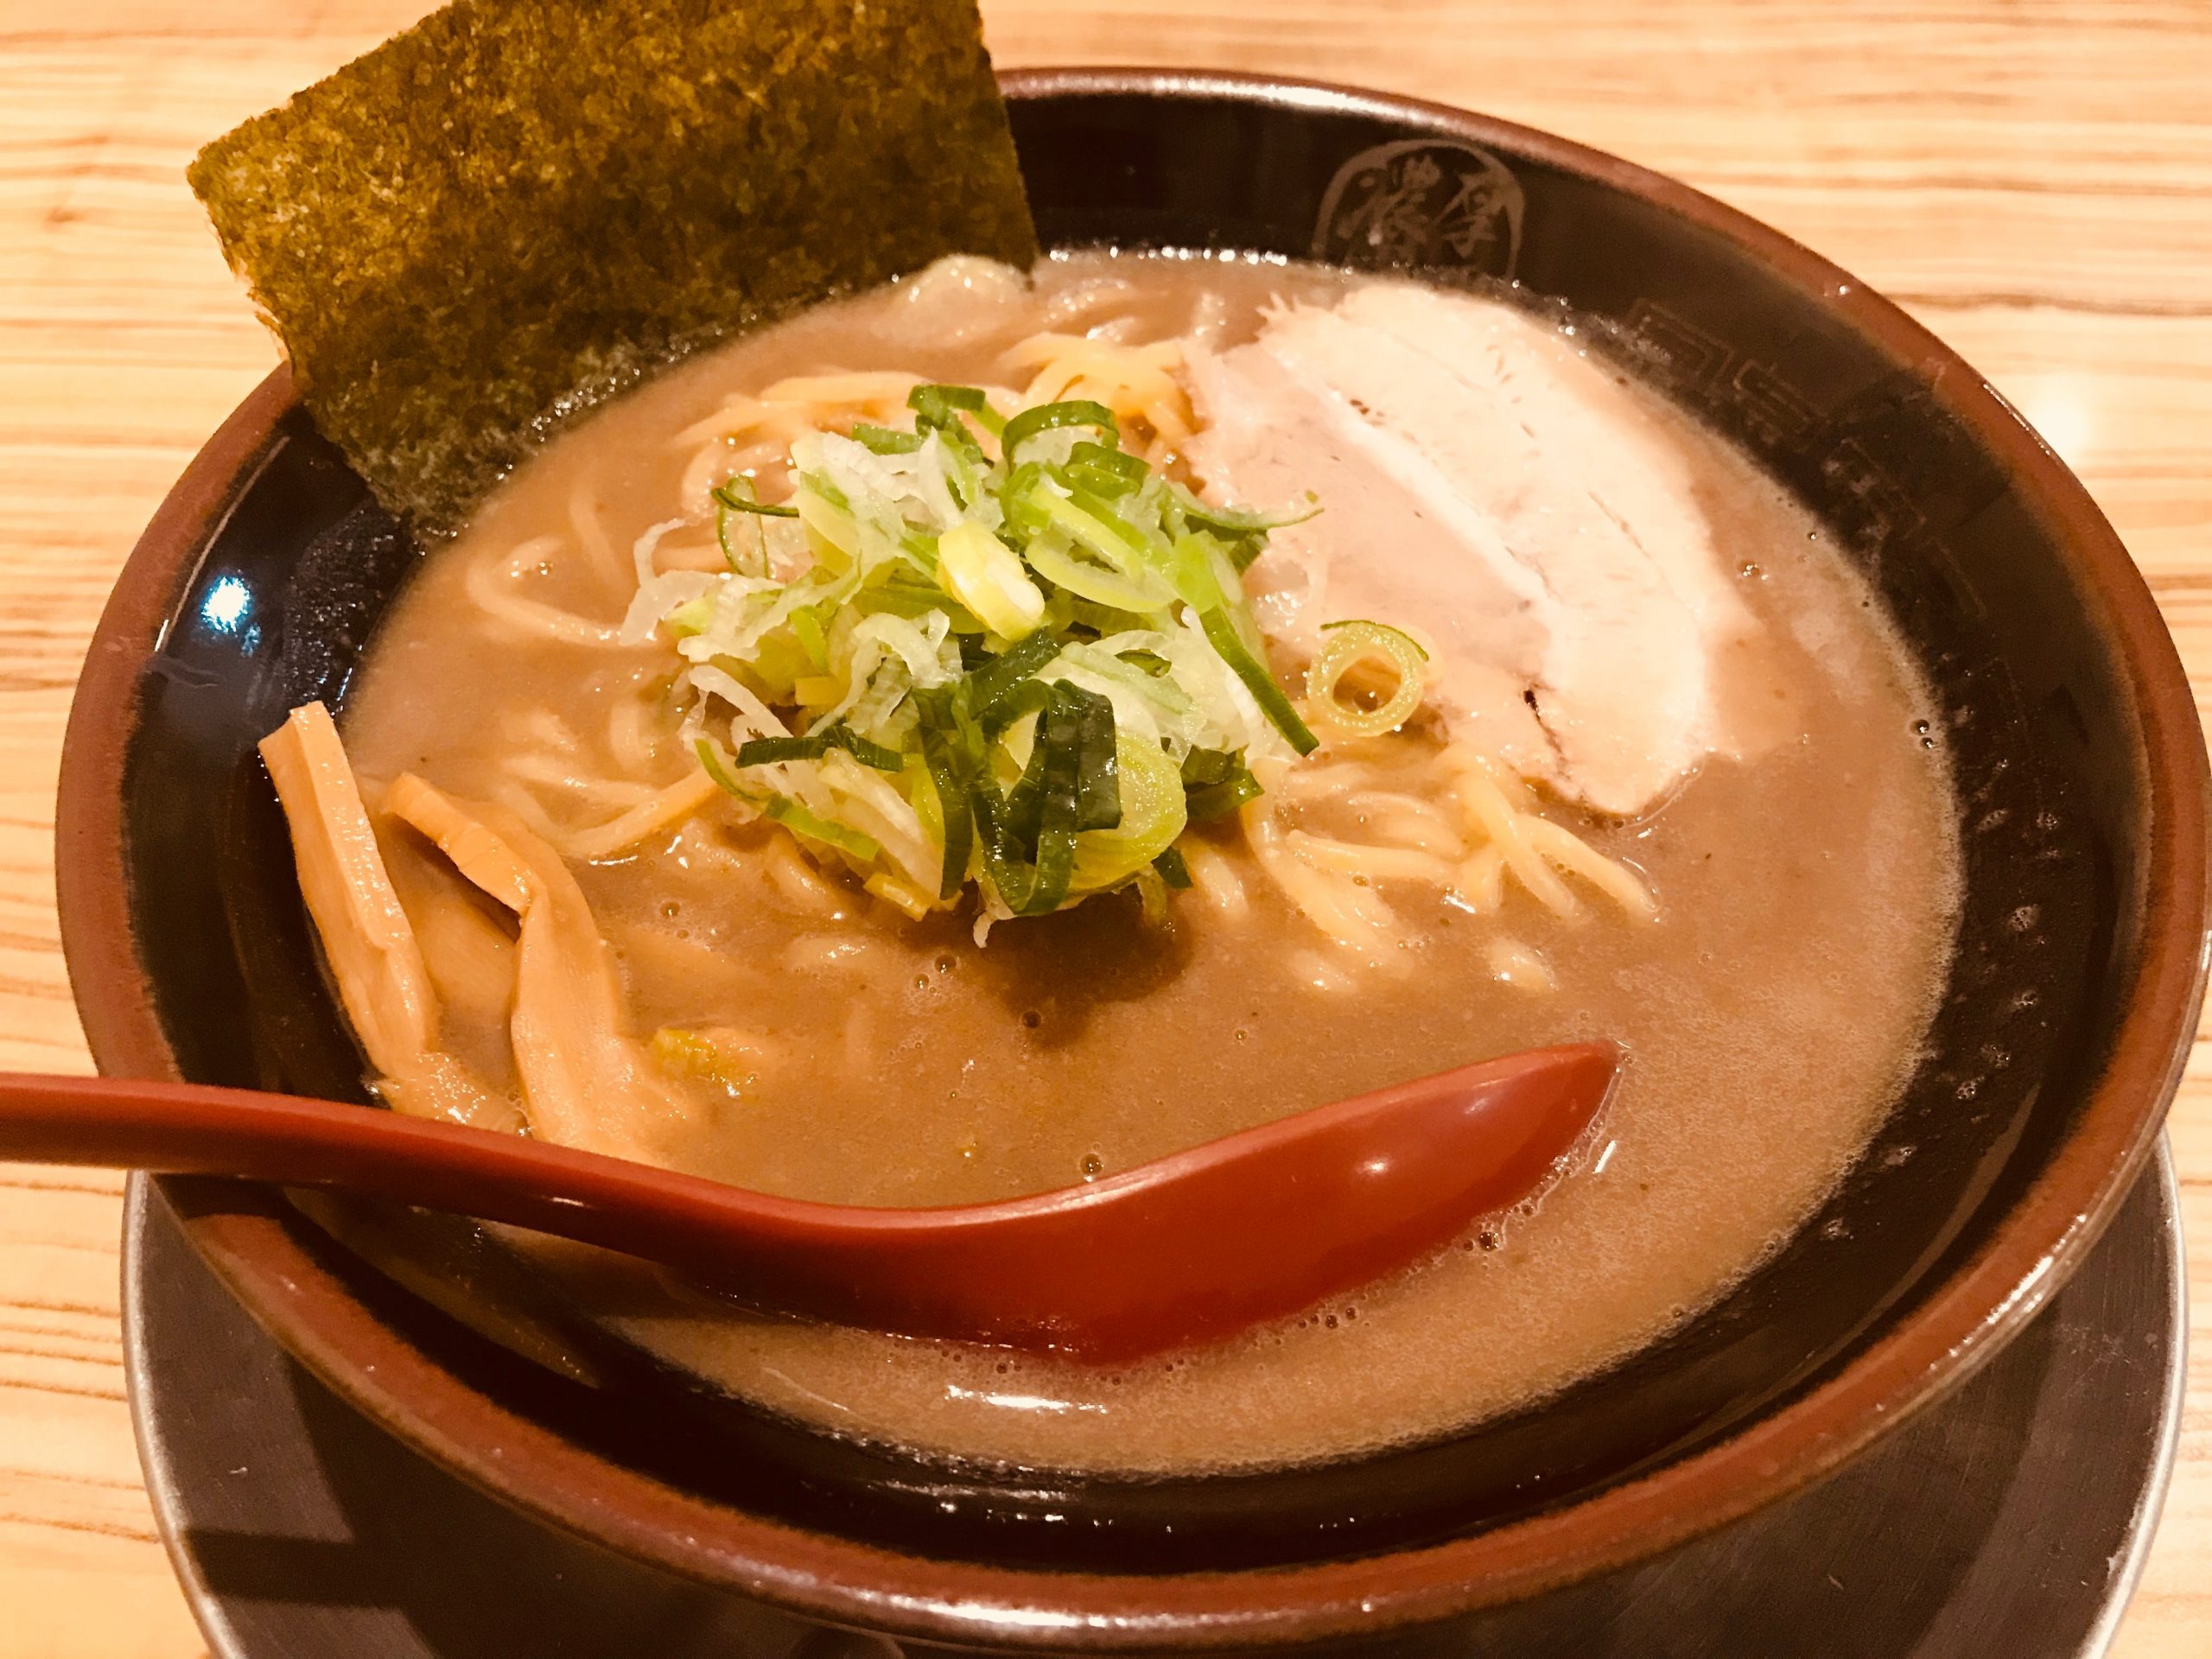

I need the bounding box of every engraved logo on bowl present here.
[1313,139,1524,277]
[1623,297,1942,578]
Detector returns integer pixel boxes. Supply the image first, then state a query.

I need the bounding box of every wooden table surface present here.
[1,2,2207,1654]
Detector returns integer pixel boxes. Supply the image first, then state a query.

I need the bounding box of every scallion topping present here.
[711,478,799,518]
[711,476,793,575]
[1000,398,1117,461]
[734,721,905,772]
[909,382,1001,434]
[1307,620,1432,738]
[1180,746,1264,822]
[766,793,881,861]
[850,422,925,455]
[1198,608,1319,755]
[642,365,1421,922]
[1065,440,1147,497]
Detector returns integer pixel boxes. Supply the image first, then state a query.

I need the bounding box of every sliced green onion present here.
[1059,484,1163,565]
[1165,531,1227,611]
[765,793,881,861]
[1185,764,1264,823]
[850,422,924,455]
[937,520,1046,640]
[978,802,1071,915]
[913,687,979,899]
[734,721,905,772]
[909,383,1003,438]
[1166,480,1319,537]
[909,383,986,415]
[666,595,715,639]
[1069,729,1182,893]
[745,631,815,702]
[852,571,983,632]
[711,477,791,575]
[788,606,830,672]
[651,373,1435,924]
[712,478,799,518]
[1182,743,1264,822]
[1307,620,1431,737]
[996,681,1119,853]
[1070,683,1122,832]
[962,627,1064,724]
[1064,440,1147,498]
[977,682,1095,915]
[1001,398,1117,461]
[978,674,1051,737]
[1025,531,1176,615]
[1065,596,1160,637]
[1319,617,1429,658]
[895,524,941,575]
[900,391,988,474]
[995,703,1058,846]
[1179,747,1241,786]
[696,738,762,803]
[864,868,939,920]
[995,460,1052,537]
[1198,607,1319,755]
[791,478,866,571]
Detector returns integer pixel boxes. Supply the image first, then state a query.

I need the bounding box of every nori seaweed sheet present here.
[189,0,1038,535]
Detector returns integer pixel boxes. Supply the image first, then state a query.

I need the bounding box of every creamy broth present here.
[337,253,1960,1472]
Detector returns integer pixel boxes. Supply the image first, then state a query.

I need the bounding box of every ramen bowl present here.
[57,71,2208,1648]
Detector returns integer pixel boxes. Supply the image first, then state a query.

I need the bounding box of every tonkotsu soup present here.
[269,251,1961,1475]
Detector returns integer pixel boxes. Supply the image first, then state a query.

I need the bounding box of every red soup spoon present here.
[0,1041,1615,1361]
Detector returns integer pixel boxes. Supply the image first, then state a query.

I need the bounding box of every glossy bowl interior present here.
[58,70,2207,1649]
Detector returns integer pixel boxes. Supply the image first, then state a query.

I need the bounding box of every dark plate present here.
[124,1149,2187,1658]
[57,69,2209,1649]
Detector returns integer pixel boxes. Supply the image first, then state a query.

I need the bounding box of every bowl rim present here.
[58,67,2209,1649]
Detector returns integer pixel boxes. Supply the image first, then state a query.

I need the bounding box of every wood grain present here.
[1,2,2207,1654]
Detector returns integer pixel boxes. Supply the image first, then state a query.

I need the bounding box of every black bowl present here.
[58,70,2208,1648]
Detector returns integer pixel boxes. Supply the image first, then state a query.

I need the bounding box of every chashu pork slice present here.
[1183,281,1757,817]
